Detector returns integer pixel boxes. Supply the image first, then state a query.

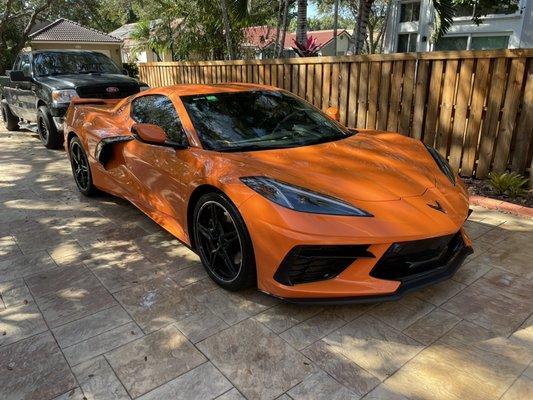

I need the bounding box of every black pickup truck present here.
[0,50,148,148]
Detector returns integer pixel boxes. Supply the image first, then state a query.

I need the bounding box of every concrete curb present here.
[469,195,533,219]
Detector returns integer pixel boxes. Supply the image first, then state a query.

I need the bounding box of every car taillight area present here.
[370,232,466,282]
[76,83,139,99]
[274,245,375,286]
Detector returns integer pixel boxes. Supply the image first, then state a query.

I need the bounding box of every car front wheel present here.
[69,137,96,196]
[193,192,256,291]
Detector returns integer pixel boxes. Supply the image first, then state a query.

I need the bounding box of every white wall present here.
[385,0,531,53]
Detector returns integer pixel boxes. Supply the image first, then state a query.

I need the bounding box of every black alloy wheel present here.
[193,193,256,290]
[69,137,96,196]
[37,106,62,149]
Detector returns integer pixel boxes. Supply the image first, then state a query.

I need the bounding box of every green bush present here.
[122,62,139,79]
[488,171,529,198]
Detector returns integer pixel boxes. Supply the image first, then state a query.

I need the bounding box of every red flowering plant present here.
[292,36,320,57]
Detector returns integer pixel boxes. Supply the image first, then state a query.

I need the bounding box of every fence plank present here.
[367,62,381,130]
[435,60,458,155]
[377,61,391,131]
[423,60,444,146]
[347,62,360,128]
[387,60,403,132]
[511,61,533,173]
[492,58,526,173]
[411,60,429,140]
[339,63,350,125]
[356,62,369,127]
[322,64,331,110]
[449,59,474,172]
[313,63,323,107]
[461,59,490,176]
[330,63,340,107]
[306,64,315,103]
[476,58,509,178]
[399,60,416,135]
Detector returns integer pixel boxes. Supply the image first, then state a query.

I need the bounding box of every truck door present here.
[3,55,21,117]
[16,53,37,122]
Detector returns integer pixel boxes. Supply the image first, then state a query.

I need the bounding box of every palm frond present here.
[432,0,456,41]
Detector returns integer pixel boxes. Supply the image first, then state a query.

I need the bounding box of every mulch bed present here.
[462,177,533,208]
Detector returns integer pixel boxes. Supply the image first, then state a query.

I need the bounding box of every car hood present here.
[39,73,139,89]
[223,132,443,202]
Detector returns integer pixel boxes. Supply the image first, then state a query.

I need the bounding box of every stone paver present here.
[0,128,532,400]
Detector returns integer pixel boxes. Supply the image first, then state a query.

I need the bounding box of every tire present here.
[193,192,256,291]
[69,136,96,196]
[1,101,20,131]
[37,106,62,149]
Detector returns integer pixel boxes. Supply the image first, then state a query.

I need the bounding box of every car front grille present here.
[76,83,139,99]
[274,245,374,286]
[370,232,465,282]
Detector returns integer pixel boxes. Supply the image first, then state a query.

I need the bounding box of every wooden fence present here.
[139,49,533,179]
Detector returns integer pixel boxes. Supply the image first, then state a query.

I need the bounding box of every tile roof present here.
[243,26,351,50]
[29,18,122,43]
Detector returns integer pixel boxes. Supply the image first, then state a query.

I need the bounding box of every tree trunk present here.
[333,0,339,55]
[355,0,372,54]
[296,0,308,46]
[274,1,283,58]
[219,0,236,60]
[278,0,290,57]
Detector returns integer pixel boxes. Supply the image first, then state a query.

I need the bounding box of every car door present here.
[125,94,191,226]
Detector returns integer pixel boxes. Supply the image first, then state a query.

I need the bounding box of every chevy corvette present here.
[63,84,472,303]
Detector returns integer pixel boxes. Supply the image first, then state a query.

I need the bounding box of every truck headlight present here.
[51,89,78,106]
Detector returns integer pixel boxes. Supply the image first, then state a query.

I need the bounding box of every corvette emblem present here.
[106,86,119,93]
[428,200,445,213]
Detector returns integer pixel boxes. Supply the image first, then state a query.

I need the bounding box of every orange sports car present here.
[63,83,472,303]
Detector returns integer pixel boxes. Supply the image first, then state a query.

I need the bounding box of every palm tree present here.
[332,0,340,55]
[219,0,237,59]
[296,0,308,46]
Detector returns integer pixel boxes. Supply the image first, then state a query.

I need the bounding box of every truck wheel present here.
[37,106,63,149]
[1,101,20,131]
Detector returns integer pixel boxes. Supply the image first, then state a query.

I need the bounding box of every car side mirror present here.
[131,123,187,148]
[9,70,31,82]
[325,107,340,122]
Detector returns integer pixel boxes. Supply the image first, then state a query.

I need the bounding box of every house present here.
[109,21,173,63]
[384,0,533,53]
[242,26,353,59]
[29,18,123,65]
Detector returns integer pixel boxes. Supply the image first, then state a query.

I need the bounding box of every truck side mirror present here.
[9,70,31,82]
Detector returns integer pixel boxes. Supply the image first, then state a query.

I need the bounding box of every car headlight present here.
[51,89,78,106]
[139,85,150,91]
[425,145,455,184]
[240,176,372,217]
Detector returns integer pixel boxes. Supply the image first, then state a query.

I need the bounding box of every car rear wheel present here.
[69,137,96,196]
[193,192,256,291]
[37,106,62,149]
[1,101,20,131]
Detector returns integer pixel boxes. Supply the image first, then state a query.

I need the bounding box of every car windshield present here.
[34,52,121,76]
[181,90,354,151]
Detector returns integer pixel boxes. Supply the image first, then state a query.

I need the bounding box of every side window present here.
[131,95,186,144]
[12,55,22,71]
[19,54,32,77]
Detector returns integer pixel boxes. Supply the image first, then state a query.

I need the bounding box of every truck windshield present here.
[33,52,121,76]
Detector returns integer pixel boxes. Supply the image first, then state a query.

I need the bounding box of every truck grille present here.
[76,83,139,99]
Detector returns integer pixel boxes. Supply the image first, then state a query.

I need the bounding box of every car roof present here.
[145,83,279,97]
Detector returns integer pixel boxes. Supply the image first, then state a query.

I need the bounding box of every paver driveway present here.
[0,126,532,400]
